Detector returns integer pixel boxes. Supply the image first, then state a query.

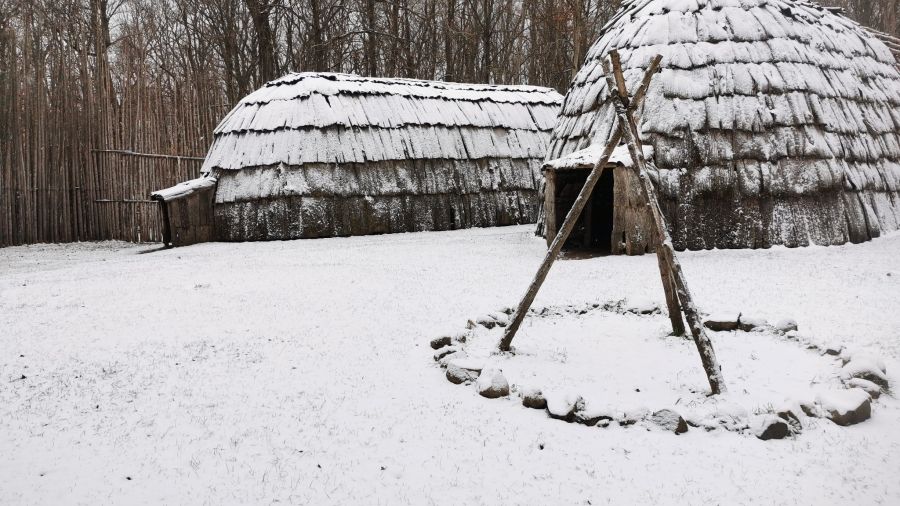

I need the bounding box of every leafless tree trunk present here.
[244,0,279,83]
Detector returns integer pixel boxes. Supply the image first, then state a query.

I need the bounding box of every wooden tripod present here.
[497,51,726,395]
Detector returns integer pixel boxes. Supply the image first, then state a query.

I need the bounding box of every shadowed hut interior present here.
[156,72,562,243]
[542,144,657,255]
[540,0,900,254]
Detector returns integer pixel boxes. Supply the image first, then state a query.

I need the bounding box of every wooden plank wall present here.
[168,187,217,246]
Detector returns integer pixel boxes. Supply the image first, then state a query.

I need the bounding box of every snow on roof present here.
[865,28,900,70]
[538,0,900,249]
[543,144,654,171]
[151,176,217,202]
[202,73,563,172]
[549,0,900,188]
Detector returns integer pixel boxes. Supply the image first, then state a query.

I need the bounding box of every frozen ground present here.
[1,226,898,505]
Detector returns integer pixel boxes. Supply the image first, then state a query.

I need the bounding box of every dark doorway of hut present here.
[552,168,615,257]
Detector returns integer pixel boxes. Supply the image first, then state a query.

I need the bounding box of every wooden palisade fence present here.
[0,0,222,247]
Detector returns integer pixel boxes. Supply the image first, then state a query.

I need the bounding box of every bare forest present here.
[0,0,897,246]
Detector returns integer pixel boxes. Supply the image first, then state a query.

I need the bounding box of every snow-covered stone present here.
[438,351,467,367]
[817,389,872,426]
[620,407,651,427]
[430,336,453,350]
[488,312,510,328]
[739,316,769,332]
[774,319,799,333]
[753,415,790,441]
[775,400,806,433]
[853,354,887,374]
[704,313,741,332]
[574,400,616,427]
[476,368,509,399]
[521,387,547,410]
[626,299,660,315]
[799,398,822,418]
[545,392,583,422]
[784,330,801,340]
[433,345,460,361]
[822,343,844,356]
[842,358,889,389]
[649,409,688,434]
[446,359,483,385]
[848,378,882,399]
[475,315,498,329]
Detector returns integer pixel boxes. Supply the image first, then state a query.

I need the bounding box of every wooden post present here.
[606,51,725,394]
[660,257,686,336]
[582,189,593,248]
[158,199,173,248]
[544,169,557,248]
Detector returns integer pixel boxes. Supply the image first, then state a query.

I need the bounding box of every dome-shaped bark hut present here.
[194,72,561,242]
[541,0,900,254]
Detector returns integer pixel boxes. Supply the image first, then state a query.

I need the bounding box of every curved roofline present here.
[261,71,561,95]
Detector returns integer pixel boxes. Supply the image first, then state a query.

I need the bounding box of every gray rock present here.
[626,300,660,315]
[430,336,453,350]
[521,387,547,410]
[574,401,615,427]
[433,345,460,361]
[619,407,650,427]
[753,415,790,440]
[649,409,688,434]
[848,378,882,399]
[476,368,510,399]
[488,312,510,328]
[822,344,844,356]
[784,330,801,340]
[476,315,498,329]
[704,313,741,332]
[438,351,467,368]
[817,389,872,426]
[445,359,483,385]
[774,318,799,333]
[775,404,804,433]
[842,358,889,389]
[799,399,822,418]
[545,392,583,422]
[738,316,768,332]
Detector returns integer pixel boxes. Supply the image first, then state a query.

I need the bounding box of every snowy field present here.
[1,226,899,505]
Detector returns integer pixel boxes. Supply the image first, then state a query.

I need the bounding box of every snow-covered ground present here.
[1,226,898,505]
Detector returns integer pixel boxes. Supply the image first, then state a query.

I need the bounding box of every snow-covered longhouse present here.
[541,0,900,255]
[161,73,562,243]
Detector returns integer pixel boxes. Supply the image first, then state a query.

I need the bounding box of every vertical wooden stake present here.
[543,169,557,248]
[659,255,686,336]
